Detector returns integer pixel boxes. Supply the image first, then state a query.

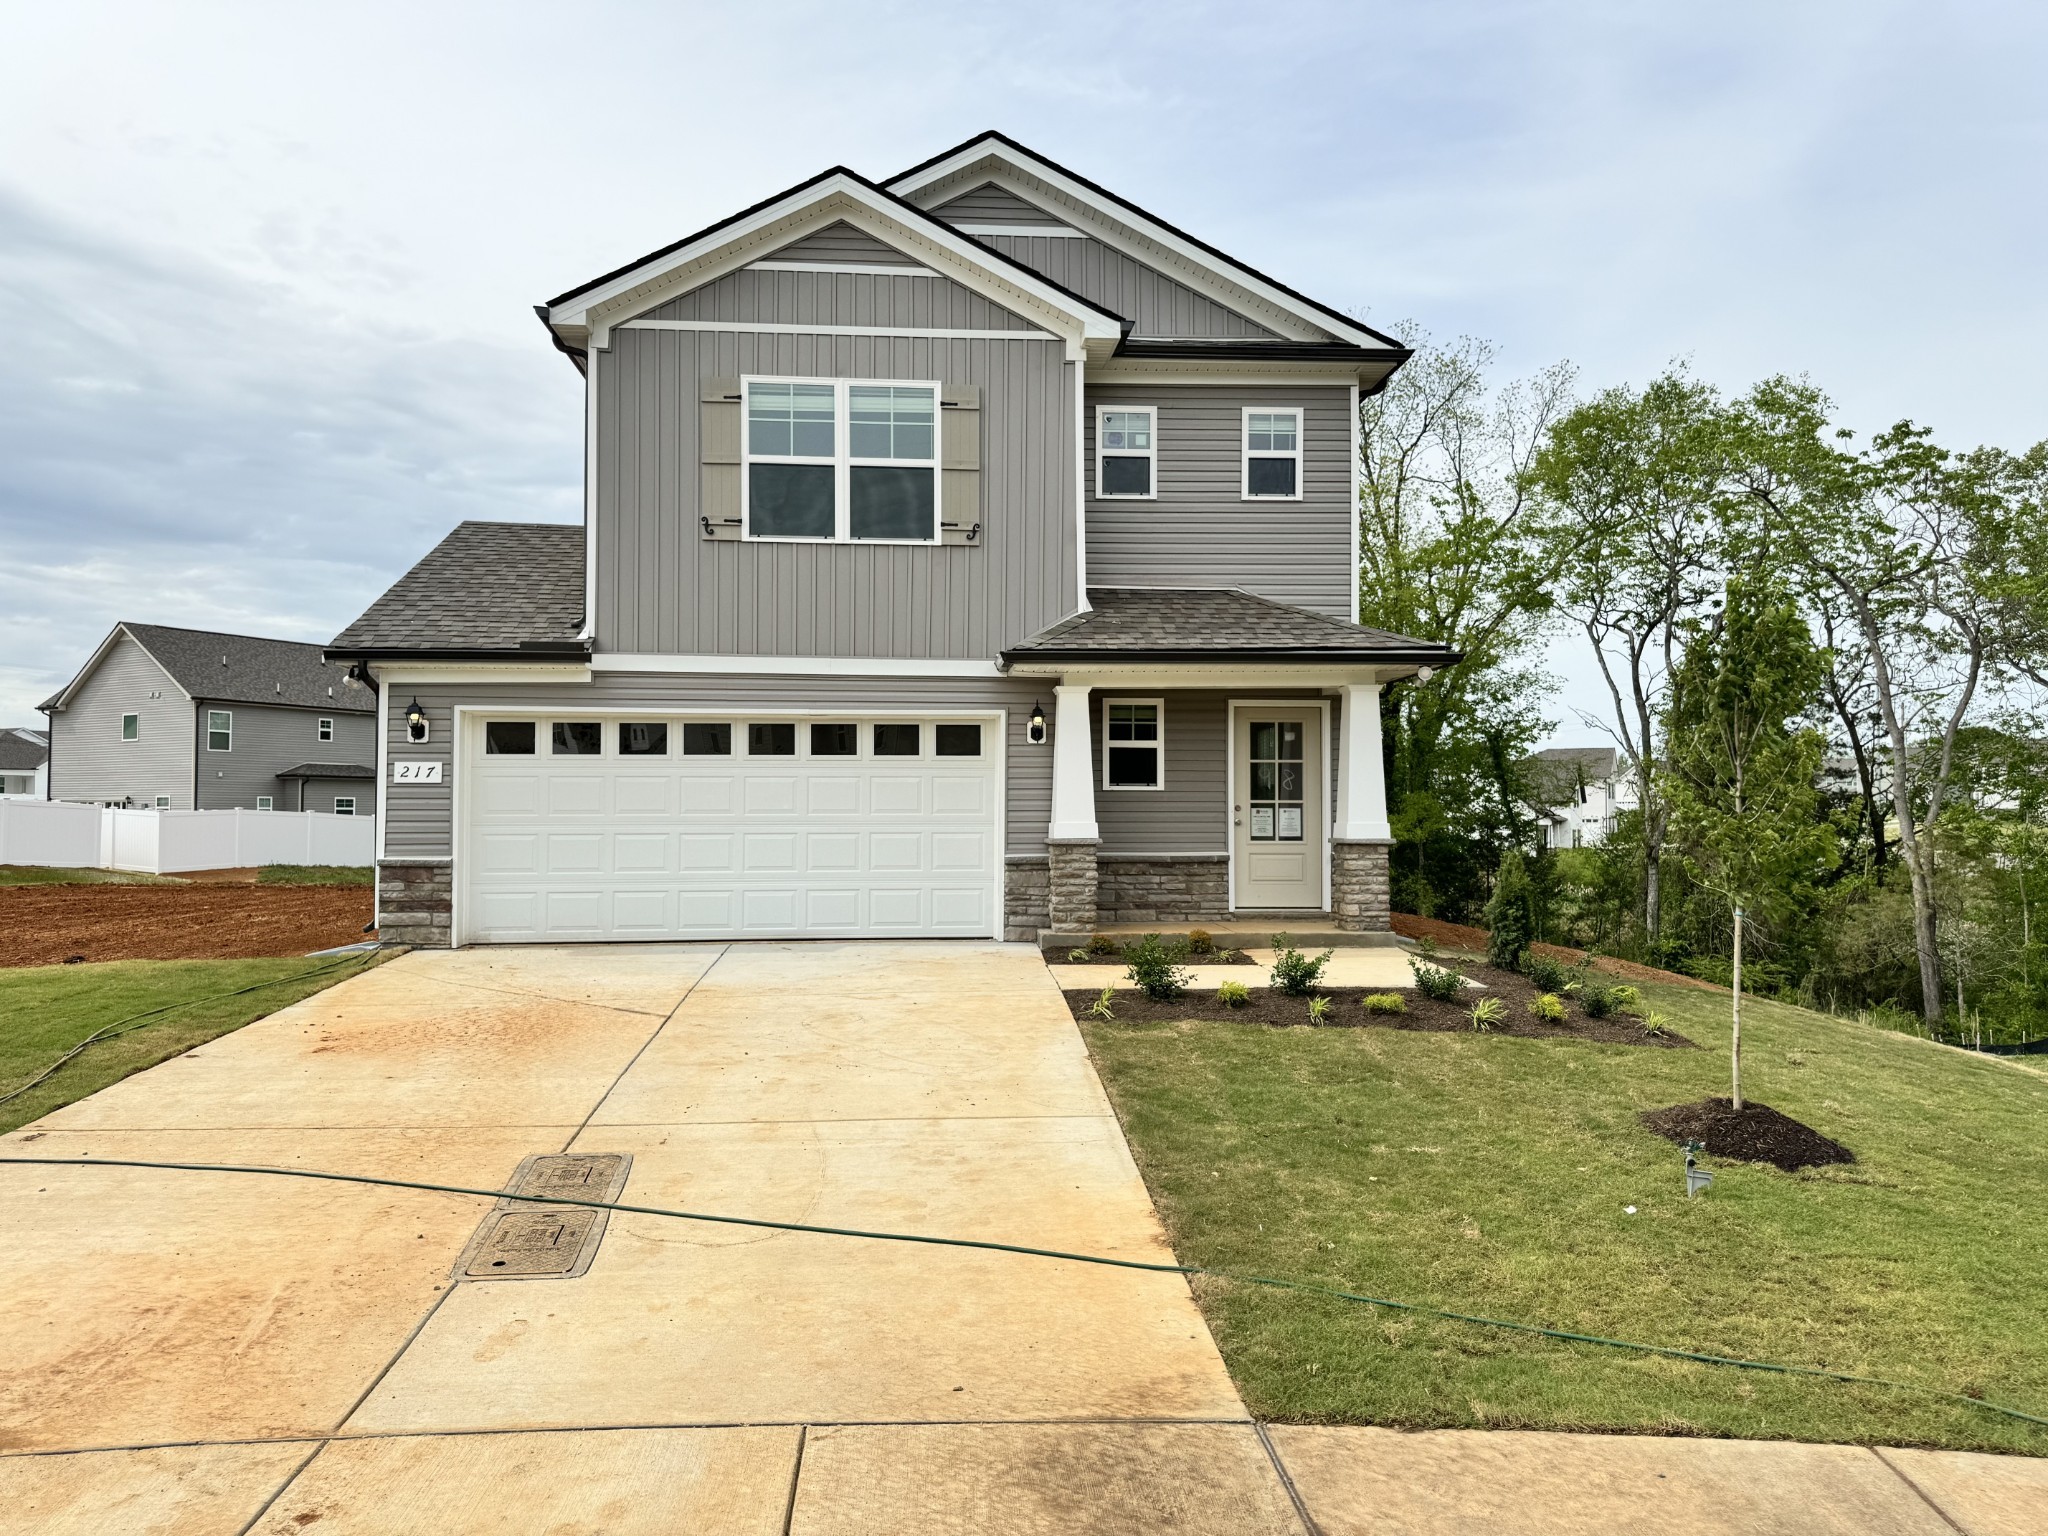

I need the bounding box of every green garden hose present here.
[3,1152,2042,1434]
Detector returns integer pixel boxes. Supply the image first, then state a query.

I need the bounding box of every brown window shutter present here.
[701,377,742,537]
[940,382,981,544]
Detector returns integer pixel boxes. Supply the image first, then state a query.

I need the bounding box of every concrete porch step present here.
[1038,919,1404,954]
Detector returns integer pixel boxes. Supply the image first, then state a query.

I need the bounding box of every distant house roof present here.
[1524,746,1623,803]
[276,761,375,780]
[1000,587,1461,667]
[0,727,48,771]
[328,521,589,660]
[41,624,376,714]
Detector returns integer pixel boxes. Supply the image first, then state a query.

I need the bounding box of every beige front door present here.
[1232,709,1325,909]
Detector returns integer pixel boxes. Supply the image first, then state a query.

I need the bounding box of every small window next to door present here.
[1247,720,1306,840]
[1103,699,1163,789]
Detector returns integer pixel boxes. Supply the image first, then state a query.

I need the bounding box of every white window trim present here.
[1241,405,1305,501]
[318,717,334,742]
[206,709,232,752]
[1101,696,1166,792]
[333,797,356,816]
[153,794,172,809]
[740,375,942,545]
[1094,404,1158,500]
[121,713,139,742]
[256,795,273,811]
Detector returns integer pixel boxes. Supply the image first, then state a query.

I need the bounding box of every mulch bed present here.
[0,884,375,967]
[1390,913,1724,994]
[1051,946,1256,965]
[1065,955,1692,1048]
[1641,1098,1856,1172]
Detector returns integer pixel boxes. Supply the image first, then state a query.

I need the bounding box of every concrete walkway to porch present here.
[1,941,2041,1533]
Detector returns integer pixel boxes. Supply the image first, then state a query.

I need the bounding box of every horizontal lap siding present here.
[49,633,191,807]
[597,331,1075,658]
[972,234,1279,340]
[378,674,1052,861]
[1094,690,1229,855]
[764,222,923,264]
[931,185,1065,225]
[1085,384,1354,618]
[194,702,378,815]
[644,269,1039,331]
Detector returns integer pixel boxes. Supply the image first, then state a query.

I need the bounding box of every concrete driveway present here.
[0,942,1301,1534]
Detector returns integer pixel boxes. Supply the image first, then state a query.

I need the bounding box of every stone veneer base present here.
[377,859,453,948]
[1331,839,1393,932]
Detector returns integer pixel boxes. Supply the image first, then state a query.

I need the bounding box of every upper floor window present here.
[745,378,938,543]
[318,717,334,742]
[1096,406,1156,498]
[121,713,139,741]
[1243,408,1302,499]
[207,710,232,751]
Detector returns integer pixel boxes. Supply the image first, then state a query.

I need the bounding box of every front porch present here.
[998,588,1461,945]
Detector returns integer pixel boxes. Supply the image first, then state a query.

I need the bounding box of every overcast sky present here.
[2,2,2042,740]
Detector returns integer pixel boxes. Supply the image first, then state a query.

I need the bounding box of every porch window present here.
[1242,408,1302,499]
[1096,406,1156,498]
[745,377,939,542]
[1103,698,1163,789]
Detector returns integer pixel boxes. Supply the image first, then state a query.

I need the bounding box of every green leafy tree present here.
[1663,576,1835,1107]
[1483,848,1538,970]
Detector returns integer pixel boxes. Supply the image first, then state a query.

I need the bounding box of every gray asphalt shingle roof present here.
[1000,587,1461,665]
[276,761,375,779]
[42,625,376,713]
[329,521,587,656]
[0,728,48,771]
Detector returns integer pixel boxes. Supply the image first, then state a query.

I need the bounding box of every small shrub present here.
[1067,948,1091,965]
[1580,984,1615,1019]
[1528,992,1567,1023]
[1124,933,1193,1001]
[1640,1009,1671,1037]
[1087,985,1117,1020]
[1413,934,1441,962]
[1269,934,1333,997]
[1609,984,1642,1014]
[1408,954,1465,1002]
[1307,995,1332,1023]
[1468,995,1508,1032]
[1362,992,1407,1015]
[1217,979,1251,1008]
[1186,927,1216,955]
[1521,951,1573,994]
[1483,850,1537,971]
[1087,932,1120,957]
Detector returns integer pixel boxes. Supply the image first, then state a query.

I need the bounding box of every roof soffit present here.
[891,147,1375,348]
[547,176,1120,356]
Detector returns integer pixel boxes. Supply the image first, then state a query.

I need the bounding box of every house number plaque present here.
[391,760,443,785]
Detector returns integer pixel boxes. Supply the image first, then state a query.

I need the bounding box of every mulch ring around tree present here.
[1063,957,1692,1048]
[1641,1098,1856,1172]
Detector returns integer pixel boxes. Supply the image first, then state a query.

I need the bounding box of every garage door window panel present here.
[619,722,668,755]
[935,723,981,756]
[486,721,536,755]
[810,722,858,756]
[748,722,796,756]
[553,722,603,756]
[873,723,920,757]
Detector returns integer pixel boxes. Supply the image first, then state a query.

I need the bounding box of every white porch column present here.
[1047,682,1099,840]
[1333,681,1391,841]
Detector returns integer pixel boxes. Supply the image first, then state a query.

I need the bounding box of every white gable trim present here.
[892,147,1385,350]
[545,174,1122,361]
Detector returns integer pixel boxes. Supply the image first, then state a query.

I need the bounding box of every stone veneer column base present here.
[378,859,453,948]
[1046,839,1100,933]
[1003,857,1051,942]
[1331,840,1393,933]
[1095,855,1231,926]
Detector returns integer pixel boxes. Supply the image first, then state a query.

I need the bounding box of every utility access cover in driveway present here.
[454,1153,632,1282]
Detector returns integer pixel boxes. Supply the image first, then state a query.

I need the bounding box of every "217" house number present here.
[391,760,443,785]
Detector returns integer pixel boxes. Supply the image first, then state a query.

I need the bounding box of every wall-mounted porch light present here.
[1027,701,1048,745]
[405,697,430,744]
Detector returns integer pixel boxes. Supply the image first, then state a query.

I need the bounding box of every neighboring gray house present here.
[330,132,1459,947]
[0,727,48,798]
[1525,746,1638,850]
[40,624,378,815]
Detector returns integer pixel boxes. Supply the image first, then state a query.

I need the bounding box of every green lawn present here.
[255,864,374,886]
[0,866,183,886]
[1081,972,2048,1453]
[0,954,382,1134]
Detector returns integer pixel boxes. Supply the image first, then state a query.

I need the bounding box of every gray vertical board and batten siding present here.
[47,632,192,806]
[595,328,1076,658]
[1084,383,1354,619]
[191,702,378,814]
[378,675,1055,862]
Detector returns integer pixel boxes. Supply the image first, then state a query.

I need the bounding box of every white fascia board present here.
[374,663,595,685]
[547,175,1117,356]
[1088,362,1369,387]
[592,653,1003,678]
[1003,661,1394,689]
[892,147,1384,350]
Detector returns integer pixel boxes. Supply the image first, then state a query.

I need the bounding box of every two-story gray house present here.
[330,133,1458,948]
[40,624,378,815]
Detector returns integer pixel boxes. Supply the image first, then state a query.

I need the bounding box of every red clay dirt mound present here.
[1390,912,1722,994]
[1640,1098,1856,1172]
[0,883,374,968]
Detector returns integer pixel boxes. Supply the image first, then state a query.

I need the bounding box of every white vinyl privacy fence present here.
[0,800,374,874]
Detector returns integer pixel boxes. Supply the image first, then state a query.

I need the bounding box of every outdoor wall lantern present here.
[405,697,430,744]
[1027,701,1047,745]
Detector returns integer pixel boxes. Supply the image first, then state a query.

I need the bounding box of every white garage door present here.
[461,712,1001,943]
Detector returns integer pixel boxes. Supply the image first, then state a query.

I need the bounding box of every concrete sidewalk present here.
[1,942,2041,1533]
